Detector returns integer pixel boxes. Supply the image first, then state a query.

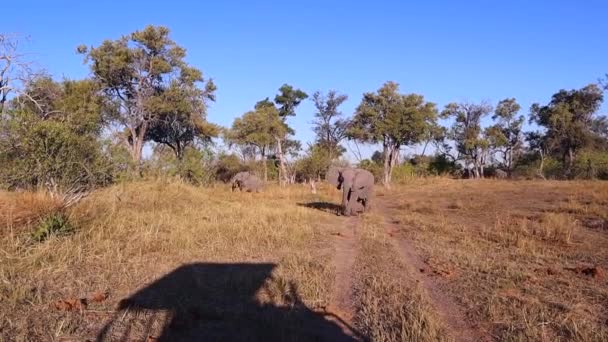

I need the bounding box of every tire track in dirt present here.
[376,196,491,342]
[321,216,362,341]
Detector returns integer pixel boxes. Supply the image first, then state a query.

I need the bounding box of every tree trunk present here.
[538,149,546,180]
[275,137,288,186]
[261,147,268,182]
[567,148,575,179]
[507,148,513,178]
[382,143,392,189]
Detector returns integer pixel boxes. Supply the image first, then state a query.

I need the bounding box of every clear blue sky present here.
[5,1,608,159]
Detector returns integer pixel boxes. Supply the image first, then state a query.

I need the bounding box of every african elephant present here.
[326,167,374,216]
[231,172,263,192]
[495,169,508,179]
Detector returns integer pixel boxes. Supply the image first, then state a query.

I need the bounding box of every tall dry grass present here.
[0,180,337,340]
[352,214,450,342]
[388,179,608,341]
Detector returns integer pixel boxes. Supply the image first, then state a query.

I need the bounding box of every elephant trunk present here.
[342,180,352,215]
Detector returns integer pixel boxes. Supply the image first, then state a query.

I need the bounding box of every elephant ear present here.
[326,167,342,187]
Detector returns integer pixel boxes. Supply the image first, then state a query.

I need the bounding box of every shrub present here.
[31,212,74,242]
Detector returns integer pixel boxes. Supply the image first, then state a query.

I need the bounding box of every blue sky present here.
[5,1,608,159]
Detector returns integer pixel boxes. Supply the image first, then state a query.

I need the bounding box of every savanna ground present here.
[1,179,607,341]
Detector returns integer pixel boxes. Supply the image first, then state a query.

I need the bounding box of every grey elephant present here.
[495,169,508,179]
[231,171,263,192]
[326,167,374,216]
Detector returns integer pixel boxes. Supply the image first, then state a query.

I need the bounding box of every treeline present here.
[1,26,607,194]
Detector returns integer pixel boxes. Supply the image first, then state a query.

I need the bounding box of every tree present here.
[0,34,38,115]
[349,81,438,188]
[530,84,604,178]
[145,81,219,161]
[0,77,111,192]
[295,144,332,182]
[254,84,307,186]
[311,90,349,159]
[227,104,285,181]
[80,25,216,171]
[486,98,524,176]
[441,102,493,179]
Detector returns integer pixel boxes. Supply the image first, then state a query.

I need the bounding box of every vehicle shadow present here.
[297,202,342,215]
[96,263,361,341]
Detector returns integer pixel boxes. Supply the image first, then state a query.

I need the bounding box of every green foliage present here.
[441,102,493,178]
[530,84,604,176]
[82,25,217,166]
[274,84,308,117]
[358,159,384,181]
[572,150,608,180]
[31,212,74,242]
[145,81,219,160]
[295,144,332,180]
[311,90,349,159]
[215,153,249,183]
[486,98,524,173]
[350,82,438,147]
[150,146,215,185]
[0,78,113,192]
[350,81,438,185]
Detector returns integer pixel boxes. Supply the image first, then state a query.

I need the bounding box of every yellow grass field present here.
[1,179,607,341]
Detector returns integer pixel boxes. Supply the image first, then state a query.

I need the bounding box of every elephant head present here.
[327,167,374,216]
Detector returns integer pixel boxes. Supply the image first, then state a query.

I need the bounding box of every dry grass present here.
[0,190,63,230]
[0,180,338,341]
[352,215,450,342]
[386,180,608,341]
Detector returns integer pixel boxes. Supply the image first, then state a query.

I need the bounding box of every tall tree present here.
[80,25,216,171]
[1,77,110,192]
[256,84,307,186]
[145,81,218,161]
[530,84,604,177]
[227,104,284,181]
[486,98,524,176]
[0,34,37,115]
[441,102,493,178]
[311,90,349,160]
[349,81,438,188]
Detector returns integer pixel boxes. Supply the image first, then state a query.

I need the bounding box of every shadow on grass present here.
[96,263,360,341]
[297,202,342,215]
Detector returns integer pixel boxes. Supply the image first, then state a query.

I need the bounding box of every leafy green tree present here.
[145,81,219,161]
[80,25,216,171]
[530,84,604,177]
[294,144,332,182]
[441,102,493,178]
[0,77,111,192]
[252,84,307,185]
[349,81,438,187]
[311,90,349,159]
[227,104,285,181]
[485,98,524,176]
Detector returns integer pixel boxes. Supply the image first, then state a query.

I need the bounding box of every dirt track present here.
[323,194,492,342]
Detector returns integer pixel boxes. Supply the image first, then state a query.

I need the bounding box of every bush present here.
[215,153,250,183]
[573,150,608,180]
[149,146,216,185]
[31,212,74,242]
[0,113,113,192]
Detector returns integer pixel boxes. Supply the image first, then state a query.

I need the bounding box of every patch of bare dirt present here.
[321,216,363,341]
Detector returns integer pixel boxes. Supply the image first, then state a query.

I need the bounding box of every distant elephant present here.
[326,167,374,216]
[231,172,263,192]
[495,169,508,179]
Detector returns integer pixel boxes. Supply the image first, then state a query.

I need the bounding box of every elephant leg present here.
[347,190,361,216]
